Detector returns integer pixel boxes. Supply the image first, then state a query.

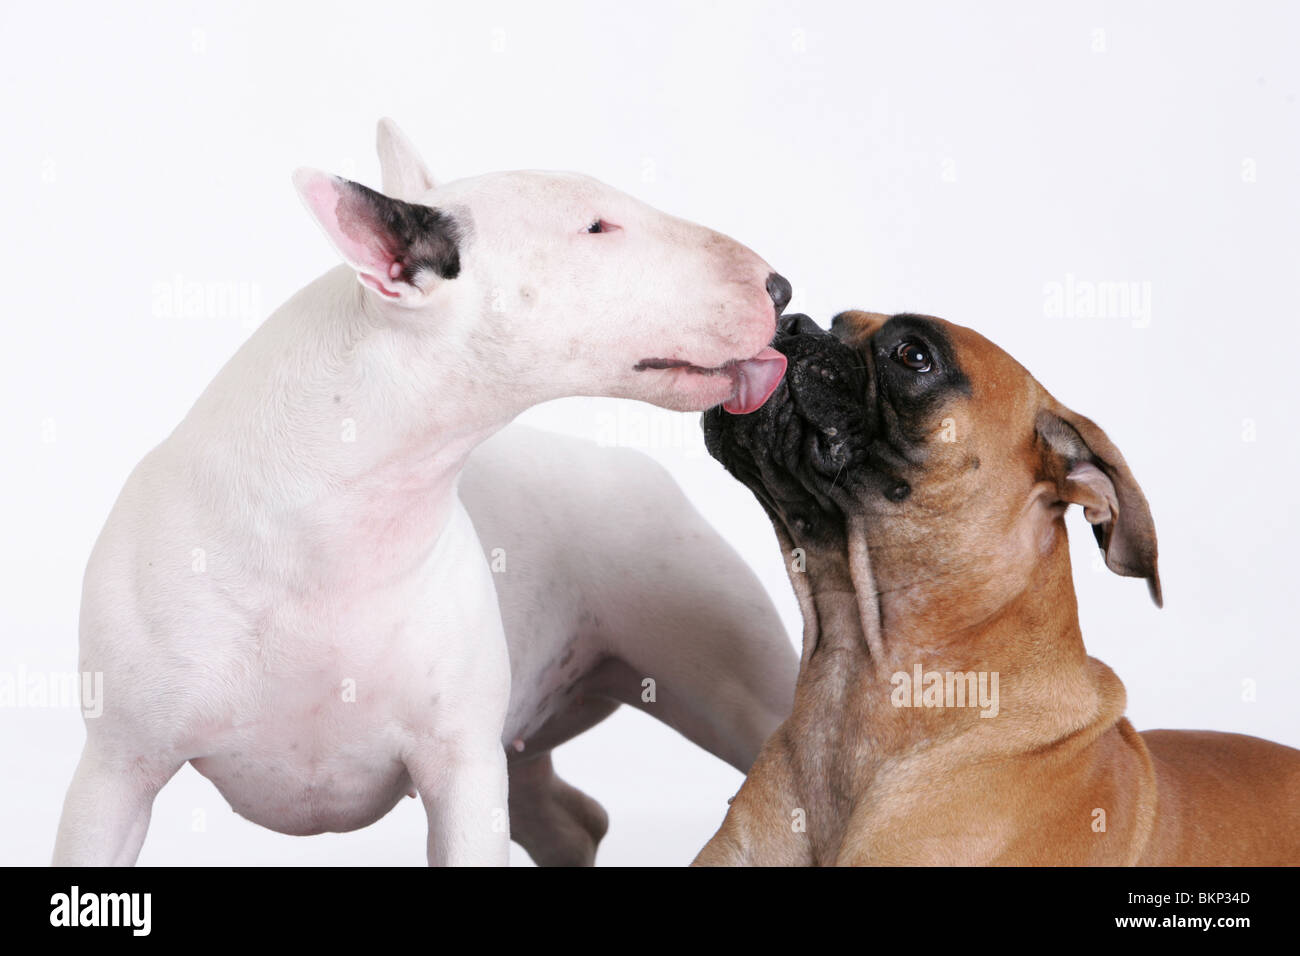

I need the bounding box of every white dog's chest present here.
[190,616,422,833]
[188,504,509,835]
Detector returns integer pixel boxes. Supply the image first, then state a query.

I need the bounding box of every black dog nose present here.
[766,272,792,313]
[777,312,821,337]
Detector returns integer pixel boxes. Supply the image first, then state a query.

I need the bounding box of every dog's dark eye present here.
[584,219,620,235]
[893,340,933,373]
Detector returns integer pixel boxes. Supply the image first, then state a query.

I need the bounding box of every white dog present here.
[52,120,793,865]
[462,425,796,865]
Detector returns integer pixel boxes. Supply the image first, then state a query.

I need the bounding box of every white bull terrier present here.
[52,119,793,866]
[462,425,797,865]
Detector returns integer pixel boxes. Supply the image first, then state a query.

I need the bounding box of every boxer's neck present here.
[791,524,1089,675]
[173,267,540,586]
[784,530,1133,858]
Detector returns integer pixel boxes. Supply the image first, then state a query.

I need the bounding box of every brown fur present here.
[695,311,1300,866]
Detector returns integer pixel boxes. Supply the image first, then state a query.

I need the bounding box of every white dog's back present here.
[461,424,796,771]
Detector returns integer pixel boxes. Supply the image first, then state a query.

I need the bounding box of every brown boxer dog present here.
[695,309,1300,866]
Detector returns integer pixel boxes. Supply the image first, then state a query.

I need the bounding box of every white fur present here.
[52,121,792,866]
[463,426,796,865]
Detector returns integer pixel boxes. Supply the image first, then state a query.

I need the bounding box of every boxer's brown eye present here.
[893,340,933,372]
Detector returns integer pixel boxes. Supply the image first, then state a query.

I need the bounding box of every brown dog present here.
[695,310,1300,866]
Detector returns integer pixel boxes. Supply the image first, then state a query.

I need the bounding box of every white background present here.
[2,1,1297,866]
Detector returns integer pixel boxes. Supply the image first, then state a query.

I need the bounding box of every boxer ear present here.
[376,117,436,200]
[292,168,460,304]
[1036,407,1162,607]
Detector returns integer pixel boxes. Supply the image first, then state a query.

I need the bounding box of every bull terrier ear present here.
[292,168,460,303]
[1036,407,1162,607]
[376,117,436,200]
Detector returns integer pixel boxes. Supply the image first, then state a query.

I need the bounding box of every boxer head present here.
[703,309,1161,639]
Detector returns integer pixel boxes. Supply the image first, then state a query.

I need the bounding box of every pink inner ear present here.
[297,171,401,295]
[358,273,401,298]
[1066,461,1118,525]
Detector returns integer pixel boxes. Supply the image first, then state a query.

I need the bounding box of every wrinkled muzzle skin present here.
[702,308,1005,637]
[703,315,877,555]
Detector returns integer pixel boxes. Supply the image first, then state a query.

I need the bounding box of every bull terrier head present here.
[292,119,789,417]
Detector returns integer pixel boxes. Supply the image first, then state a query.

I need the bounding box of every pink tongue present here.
[722,347,788,414]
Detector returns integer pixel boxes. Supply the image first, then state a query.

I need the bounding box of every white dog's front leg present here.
[402,499,511,866]
[409,742,510,866]
[52,742,180,866]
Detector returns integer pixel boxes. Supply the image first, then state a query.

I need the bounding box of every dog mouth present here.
[633,347,788,414]
[703,325,872,496]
